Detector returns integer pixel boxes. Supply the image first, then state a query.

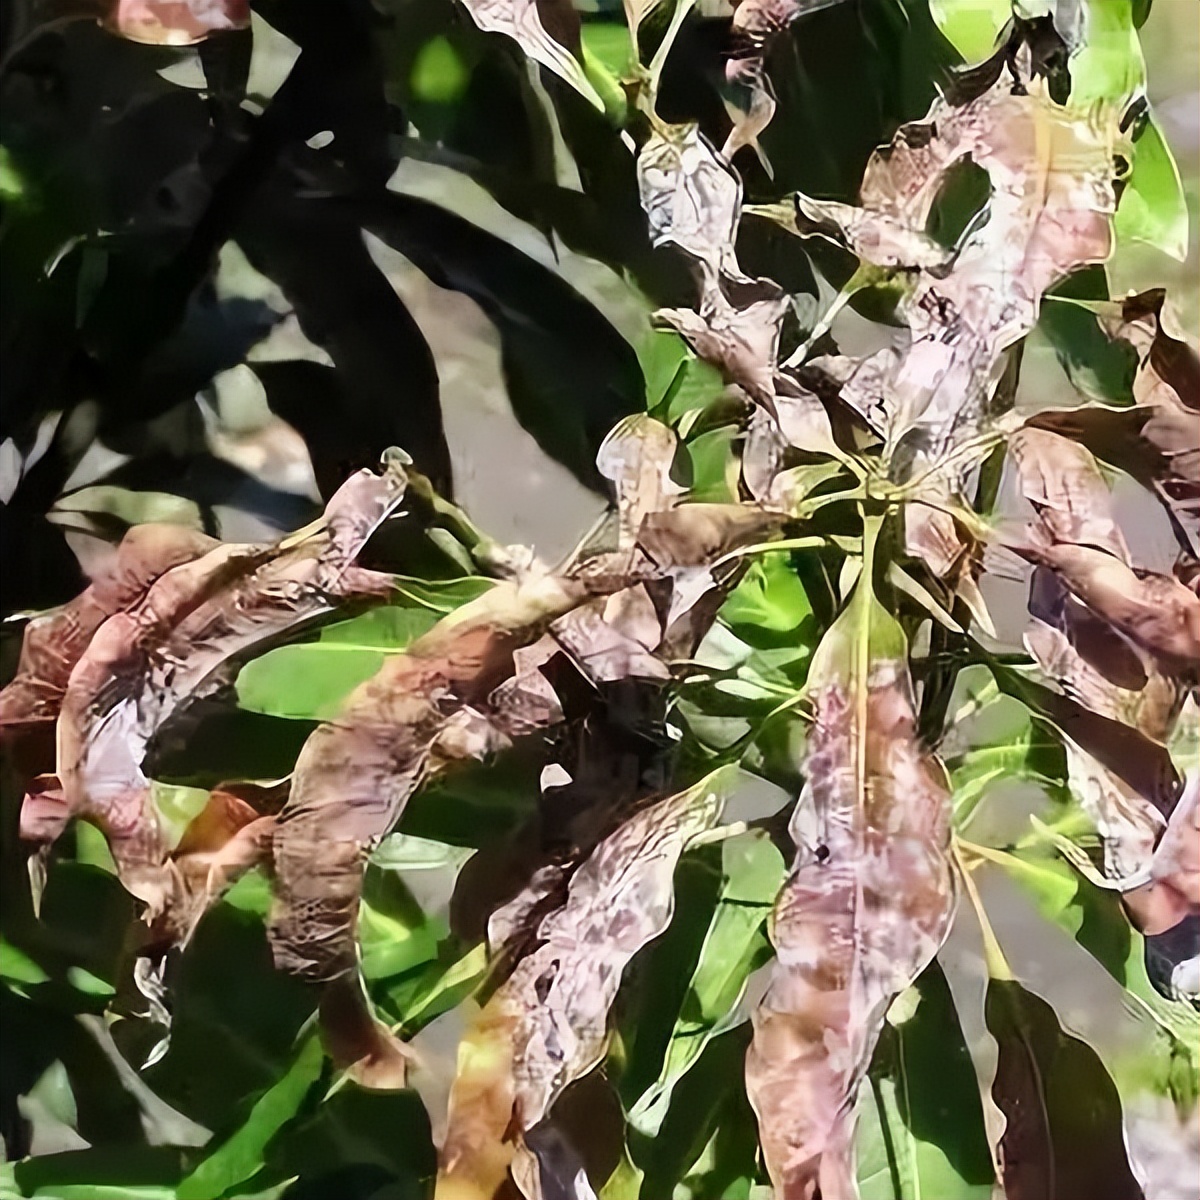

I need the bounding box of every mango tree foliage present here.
[0,1,1195,1199]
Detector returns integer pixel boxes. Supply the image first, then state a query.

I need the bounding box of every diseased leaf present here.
[104,0,251,46]
[461,0,607,111]
[1125,770,1200,935]
[0,524,216,728]
[596,414,684,551]
[638,125,742,279]
[637,125,792,415]
[436,767,737,1199]
[267,571,595,985]
[746,528,955,1200]
[55,457,409,929]
[1023,577,1181,886]
[1008,427,1129,560]
[783,55,1122,580]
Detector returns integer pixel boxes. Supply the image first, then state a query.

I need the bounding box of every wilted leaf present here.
[1053,288,1200,558]
[267,569,598,985]
[1008,427,1129,560]
[1125,770,1200,936]
[436,768,736,1200]
[746,535,955,1199]
[654,284,790,414]
[461,0,606,111]
[1022,567,1184,885]
[55,458,408,925]
[1020,542,1200,680]
[596,414,684,551]
[638,125,791,415]
[103,0,251,46]
[0,524,216,729]
[638,125,742,279]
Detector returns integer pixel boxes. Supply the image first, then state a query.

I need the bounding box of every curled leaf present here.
[638,125,793,416]
[268,572,597,984]
[1008,427,1129,560]
[638,125,742,278]
[654,283,789,414]
[1125,770,1200,936]
[1034,289,1200,560]
[595,415,684,551]
[0,524,216,729]
[461,0,606,111]
[436,769,736,1200]
[790,56,1122,579]
[56,459,408,924]
[746,558,955,1199]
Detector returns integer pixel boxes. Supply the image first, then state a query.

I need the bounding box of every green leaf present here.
[629,832,784,1136]
[684,426,739,503]
[0,145,29,205]
[1070,0,1145,107]
[857,965,995,1200]
[410,36,470,105]
[1115,114,1190,261]
[720,554,814,636]
[983,848,1200,1077]
[235,644,388,721]
[928,0,1009,62]
[581,22,635,79]
[234,603,442,721]
[388,942,488,1031]
[1037,270,1139,405]
[221,869,273,919]
[176,1034,325,1200]
[359,866,442,983]
[29,1188,177,1200]
[0,938,49,987]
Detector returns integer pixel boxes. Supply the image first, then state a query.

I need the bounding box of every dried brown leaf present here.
[436,769,735,1200]
[1033,290,1200,561]
[1020,542,1200,679]
[1124,770,1200,936]
[1009,427,1130,560]
[104,0,249,45]
[638,125,742,278]
[746,561,954,1200]
[0,524,216,729]
[268,572,601,983]
[461,0,604,110]
[1024,568,1185,886]
[595,415,684,551]
[55,459,408,920]
[790,69,1120,581]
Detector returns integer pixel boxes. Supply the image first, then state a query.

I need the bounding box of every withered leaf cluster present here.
[1,5,1197,1200]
